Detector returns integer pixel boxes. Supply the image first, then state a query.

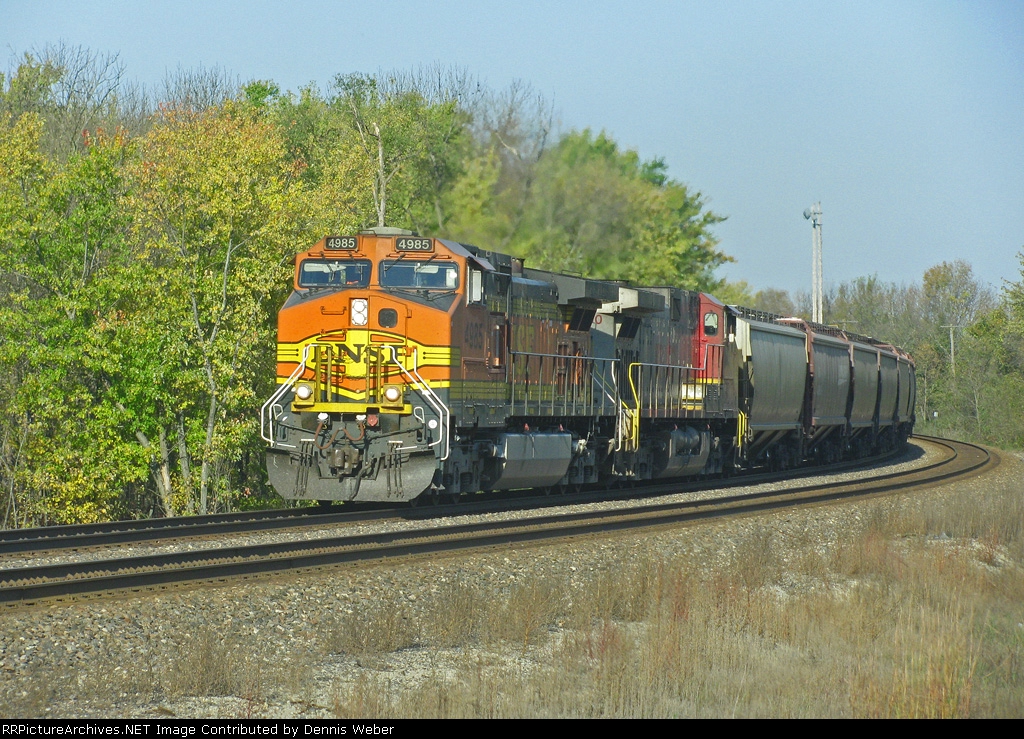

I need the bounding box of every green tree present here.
[2,45,146,160]
[329,72,469,230]
[450,79,555,252]
[0,114,148,525]
[749,286,796,316]
[128,102,303,514]
[490,129,728,290]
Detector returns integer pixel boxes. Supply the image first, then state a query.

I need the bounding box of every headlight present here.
[351,298,368,326]
[295,384,313,400]
[382,385,402,403]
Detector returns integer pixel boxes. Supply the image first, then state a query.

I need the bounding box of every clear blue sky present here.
[5,0,1023,296]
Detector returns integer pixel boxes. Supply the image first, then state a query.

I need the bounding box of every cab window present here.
[468,268,484,304]
[703,311,719,337]
[380,260,459,289]
[298,259,371,288]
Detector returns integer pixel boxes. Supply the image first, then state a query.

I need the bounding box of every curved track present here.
[0,438,925,556]
[0,436,995,608]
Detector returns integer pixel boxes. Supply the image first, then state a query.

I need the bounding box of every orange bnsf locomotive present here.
[261,228,915,503]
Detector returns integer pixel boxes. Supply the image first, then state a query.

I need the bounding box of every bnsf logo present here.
[331,343,366,362]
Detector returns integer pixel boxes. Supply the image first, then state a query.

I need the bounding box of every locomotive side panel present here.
[450,259,511,429]
[506,277,562,418]
[635,287,701,419]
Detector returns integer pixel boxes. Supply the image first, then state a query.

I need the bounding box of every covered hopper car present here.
[261,229,915,503]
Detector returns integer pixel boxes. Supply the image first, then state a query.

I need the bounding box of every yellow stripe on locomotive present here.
[275,329,454,415]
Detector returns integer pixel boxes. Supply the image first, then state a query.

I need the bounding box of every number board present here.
[395,236,434,253]
[325,236,357,250]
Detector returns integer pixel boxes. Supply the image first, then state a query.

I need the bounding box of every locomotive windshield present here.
[299,259,371,288]
[380,260,459,290]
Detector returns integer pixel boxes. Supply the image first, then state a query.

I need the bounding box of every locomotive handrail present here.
[626,347,708,413]
[508,351,619,419]
[508,350,617,362]
[260,344,314,445]
[627,342,711,374]
[625,344,722,446]
[407,349,451,462]
[386,345,450,462]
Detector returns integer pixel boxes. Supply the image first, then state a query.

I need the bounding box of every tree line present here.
[0,47,732,525]
[746,259,1024,450]
[1,45,1021,526]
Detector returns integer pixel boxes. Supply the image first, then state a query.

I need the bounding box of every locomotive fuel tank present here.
[485,432,574,490]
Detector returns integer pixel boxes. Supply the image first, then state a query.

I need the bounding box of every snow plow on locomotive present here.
[261,229,915,504]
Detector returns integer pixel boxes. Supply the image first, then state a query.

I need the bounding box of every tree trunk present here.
[156,427,175,517]
[177,412,192,499]
[199,374,218,515]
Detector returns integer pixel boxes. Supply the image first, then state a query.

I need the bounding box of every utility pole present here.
[803,203,823,323]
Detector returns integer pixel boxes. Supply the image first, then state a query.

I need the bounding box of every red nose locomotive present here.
[262,229,915,503]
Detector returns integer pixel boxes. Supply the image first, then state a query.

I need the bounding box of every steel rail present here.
[0,437,994,608]
[0,506,311,544]
[0,506,395,556]
[0,439,911,557]
[0,435,957,557]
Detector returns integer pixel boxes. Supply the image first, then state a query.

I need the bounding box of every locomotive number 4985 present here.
[325,236,357,250]
[396,237,434,252]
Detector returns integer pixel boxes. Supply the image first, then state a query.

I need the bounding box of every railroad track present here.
[0,503,399,557]
[0,437,920,557]
[0,436,994,608]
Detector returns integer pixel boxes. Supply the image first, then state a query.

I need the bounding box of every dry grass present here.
[323,482,1024,718]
